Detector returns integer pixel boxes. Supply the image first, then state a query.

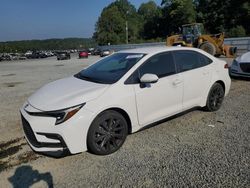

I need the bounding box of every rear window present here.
[173,50,211,72]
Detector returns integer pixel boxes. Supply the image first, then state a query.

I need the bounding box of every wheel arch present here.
[204,80,226,111]
[202,79,226,107]
[215,80,225,92]
[94,107,132,134]
[106,107,132,134]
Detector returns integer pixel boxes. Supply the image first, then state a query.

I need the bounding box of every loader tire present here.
[229,47,237,56]
[199,42,216,56]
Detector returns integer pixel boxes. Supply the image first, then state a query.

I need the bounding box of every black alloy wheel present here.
[205,83,225,111]
[87,110,128,155]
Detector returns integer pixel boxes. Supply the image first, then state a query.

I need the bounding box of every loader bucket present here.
[224,45,237,58]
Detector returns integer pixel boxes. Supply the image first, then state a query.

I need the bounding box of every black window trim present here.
[124,51,177,85]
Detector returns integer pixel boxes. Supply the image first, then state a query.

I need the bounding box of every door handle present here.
[173,79,182,85]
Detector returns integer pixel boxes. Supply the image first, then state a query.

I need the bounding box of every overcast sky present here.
[0,0,162,42]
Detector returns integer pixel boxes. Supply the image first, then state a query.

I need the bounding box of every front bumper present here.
[20,104,95,155]
[21,114,69,157]
[230,69,250,78]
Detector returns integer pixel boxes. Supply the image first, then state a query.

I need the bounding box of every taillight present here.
[224,64,229,69]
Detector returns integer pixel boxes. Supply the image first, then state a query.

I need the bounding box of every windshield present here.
[75,53,145,84]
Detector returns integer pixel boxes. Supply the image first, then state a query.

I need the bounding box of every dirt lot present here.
[0,55,249,187]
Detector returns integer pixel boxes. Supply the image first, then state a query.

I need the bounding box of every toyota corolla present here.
[230,51,250,78]
[20,47,231,156]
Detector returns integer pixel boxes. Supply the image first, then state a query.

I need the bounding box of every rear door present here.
[173,50,212,110]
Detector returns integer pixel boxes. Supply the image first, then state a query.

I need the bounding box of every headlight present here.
[51,105,84,125]
[232,59,238,66]
[26,103,85,125]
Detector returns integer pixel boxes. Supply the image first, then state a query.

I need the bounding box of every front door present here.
[133,52,183,126]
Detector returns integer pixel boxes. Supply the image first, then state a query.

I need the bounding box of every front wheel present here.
[87,110,128,155]
[205,83,225,111]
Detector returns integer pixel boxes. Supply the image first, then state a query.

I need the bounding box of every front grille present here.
[21,114,67,148]
[240,63,250,73]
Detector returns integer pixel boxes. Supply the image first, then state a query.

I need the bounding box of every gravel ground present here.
[0,55,249,187]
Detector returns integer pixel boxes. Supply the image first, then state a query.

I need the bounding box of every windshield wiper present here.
[74,73,109,84]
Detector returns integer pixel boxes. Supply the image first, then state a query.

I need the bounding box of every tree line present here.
[0,38,96,53]
[1,0,249,52]
[93,0,250,45]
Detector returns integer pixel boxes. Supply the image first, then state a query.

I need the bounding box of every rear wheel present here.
[205,83,225,111]
[87,110,128,155]
[199,42,216,56]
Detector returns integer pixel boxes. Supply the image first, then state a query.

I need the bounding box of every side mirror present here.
[140,73,159,84]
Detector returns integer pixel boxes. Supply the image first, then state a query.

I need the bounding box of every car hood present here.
[28,76,109,111]
[236,52,250,63]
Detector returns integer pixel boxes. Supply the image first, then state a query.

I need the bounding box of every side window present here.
[199,53,213,66]
[173,50,200,72]
[138,52,176,78]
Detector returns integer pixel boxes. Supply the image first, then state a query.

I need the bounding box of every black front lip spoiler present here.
[38,148,70,158]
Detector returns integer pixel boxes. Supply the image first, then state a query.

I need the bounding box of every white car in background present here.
[230,51,250,78]
[100,49,111,57]
[20,47,231,156]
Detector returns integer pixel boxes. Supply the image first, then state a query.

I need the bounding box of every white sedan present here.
[20,47,231,156]
[230,51,250,78]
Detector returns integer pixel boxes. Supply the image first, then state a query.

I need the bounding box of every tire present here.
[205,83,225,111]
[229,47,237,56]
[87,110,128,155]
[199,42,216,56]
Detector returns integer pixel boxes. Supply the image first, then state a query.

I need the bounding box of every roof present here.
[118,46,205,55]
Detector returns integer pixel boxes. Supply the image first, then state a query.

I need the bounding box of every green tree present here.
[195,0,250,35]
[94,6,125,45]
[0,38,95,53]
[225,0,250,35]
[196,0,229,33]
[227,25,246,37]
[94,0,142,45]
[113,0,142,42]
[138,1,161,39]
[138,1,160,20]
[161,0,196,34]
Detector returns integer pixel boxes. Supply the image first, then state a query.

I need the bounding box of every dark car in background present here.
[30,52,46,59]
[39,52,47,58]
[57,52,70,60]
[79,50,88,58]
[1,54,13,61]
[88,48,94,55]
[92,48,101,55]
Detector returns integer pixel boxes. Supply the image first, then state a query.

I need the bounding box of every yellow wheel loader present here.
[166,23,237,58]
